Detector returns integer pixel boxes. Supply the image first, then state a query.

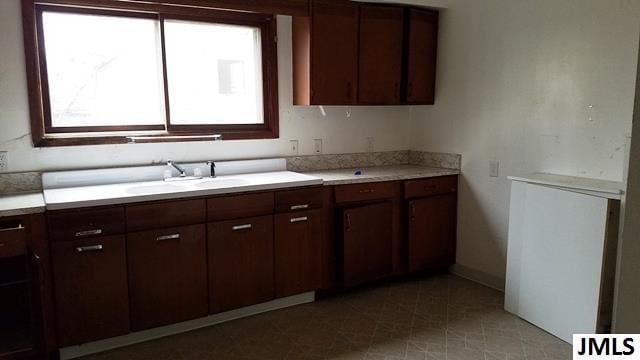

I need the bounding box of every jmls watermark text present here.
[574,335,640,359]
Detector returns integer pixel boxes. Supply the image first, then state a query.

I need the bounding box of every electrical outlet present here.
[289,140,299,155]
[489,160,500,178]
[366,137,375,152]
[314,139,323,154]
[0,152,7,172]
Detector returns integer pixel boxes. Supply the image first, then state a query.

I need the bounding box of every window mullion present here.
[159,14,172,131]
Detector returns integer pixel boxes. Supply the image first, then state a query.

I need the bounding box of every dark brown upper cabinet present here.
[292,1,439,106]
[293,0,359,105]
[405,8,439,105]
[357,5,404,105]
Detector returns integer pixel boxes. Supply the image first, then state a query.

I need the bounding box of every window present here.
[24,2,279,146]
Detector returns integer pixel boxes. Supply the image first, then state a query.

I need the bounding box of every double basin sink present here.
[126,177,250,195]
[43,170,324,210]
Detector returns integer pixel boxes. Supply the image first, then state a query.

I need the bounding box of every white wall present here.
[614,35,640,332]
[410,0,640,281]
[0,0,411,173]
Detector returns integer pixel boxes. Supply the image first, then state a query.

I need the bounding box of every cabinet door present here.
[408,194,457,272]
[343,202,393,288]
[274,210,322,298]
[406,9,438,104]
[209,215,274,313]
[127,224,208,331]
[310,1,359,105]
[51,236,129,346]
[357,5,404,104]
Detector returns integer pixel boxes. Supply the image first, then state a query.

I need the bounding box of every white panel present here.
[506,182,609,343]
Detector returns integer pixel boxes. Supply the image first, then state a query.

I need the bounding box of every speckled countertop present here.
[0,192,46,218]
[300,165,460,186]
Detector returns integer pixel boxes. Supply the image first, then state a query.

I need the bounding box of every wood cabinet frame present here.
[21,0,280,147]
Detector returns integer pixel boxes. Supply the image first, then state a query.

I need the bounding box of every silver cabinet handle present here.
[290,216,308,223]
[232,224,252,231]
[156,233,180,241]
[0,224,24,232]
[75,229,102,238]
[290,204,309,210]
[77,245,103,253]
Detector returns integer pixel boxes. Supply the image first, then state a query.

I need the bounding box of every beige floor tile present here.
[79,275,570,360]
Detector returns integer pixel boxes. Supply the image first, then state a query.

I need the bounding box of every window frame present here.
[23,0,279,147]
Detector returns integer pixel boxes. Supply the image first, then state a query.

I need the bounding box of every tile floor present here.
[82,275,571,360]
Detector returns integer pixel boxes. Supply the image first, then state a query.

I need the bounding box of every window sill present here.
[34,130,279,147]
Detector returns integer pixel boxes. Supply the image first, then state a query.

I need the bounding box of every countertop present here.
[0,192,46,218]
[301,165,460,185]
[508,173,623,200]
[44,171,323,210]
[2,165,461,213]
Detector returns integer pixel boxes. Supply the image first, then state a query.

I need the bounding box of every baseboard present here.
[450,264,505,292]
[59,292,316,360]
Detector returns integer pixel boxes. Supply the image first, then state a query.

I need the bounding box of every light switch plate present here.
[314,139,323,154]
[289,140,299,155]
[490,160,500,178]
[0,152,7,172]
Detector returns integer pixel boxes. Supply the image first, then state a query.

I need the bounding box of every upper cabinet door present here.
[311,1,359,105]
[293,1,359,105]
[357,5,404,105]
[406,9,439,104]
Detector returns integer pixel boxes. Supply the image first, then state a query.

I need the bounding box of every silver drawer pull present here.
[232,224,252,231]
[290,204,309,210]
[156,234,180,241]
[290,217,308,223]
[0,224,24,232]
[77,245,103,253]
[75,229,102,238]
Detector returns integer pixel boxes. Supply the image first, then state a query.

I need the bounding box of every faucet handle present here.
[206,161,216,178]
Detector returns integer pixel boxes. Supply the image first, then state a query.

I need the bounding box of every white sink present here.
[194,178,250,189]
[126,183,186,195]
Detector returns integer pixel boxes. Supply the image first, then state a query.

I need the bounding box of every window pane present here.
[41,11,165,128]
[164,20,264,125]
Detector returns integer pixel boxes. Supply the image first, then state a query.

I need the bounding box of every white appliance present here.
[505,173,622,343]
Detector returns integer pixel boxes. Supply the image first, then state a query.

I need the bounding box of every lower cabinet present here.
[343,202,393,288]
[274,209,322,298]
[51,236,129,347]
[127,224,208,331]
[208,215,274,313]
[408,194,457,272]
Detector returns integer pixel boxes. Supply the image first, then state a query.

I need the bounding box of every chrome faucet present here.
[207,161,216,178]
[167,160,187,177]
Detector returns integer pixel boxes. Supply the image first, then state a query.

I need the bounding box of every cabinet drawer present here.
[404,176,458,199]
[207,192,274,221]
[275,187,323,213]
[127,199,206,232]
[334,181,399,204]
[48,207,125,242]
[0,219,27,258]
